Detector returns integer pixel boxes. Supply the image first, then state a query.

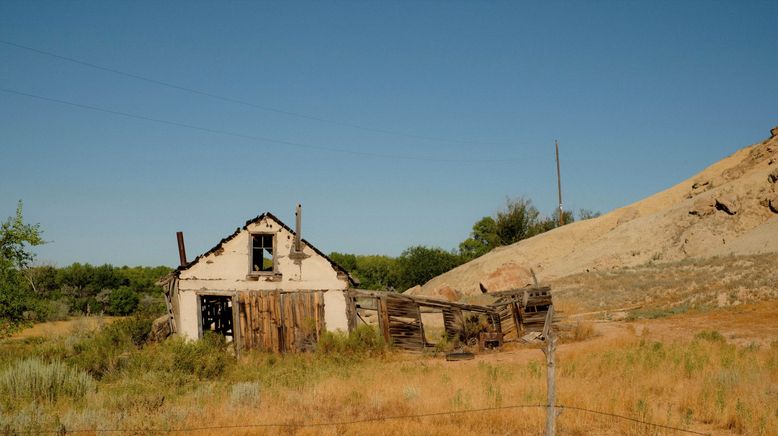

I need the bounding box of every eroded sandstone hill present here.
[408,127,778,299]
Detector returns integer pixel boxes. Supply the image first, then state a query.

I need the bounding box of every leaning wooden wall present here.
[385,296,425,350]
[345,289,502,351]
[489,287,553,337]
[237,290,324,353]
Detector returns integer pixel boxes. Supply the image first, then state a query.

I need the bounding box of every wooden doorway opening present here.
[199,295,234,342]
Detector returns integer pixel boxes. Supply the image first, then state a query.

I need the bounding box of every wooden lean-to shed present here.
[159,206,358,353]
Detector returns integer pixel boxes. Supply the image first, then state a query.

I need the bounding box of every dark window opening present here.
[251,234,274,272]
[200,295,233,341]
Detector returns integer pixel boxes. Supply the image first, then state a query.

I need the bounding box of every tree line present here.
[331,197,599,291]
[0,201,171,335]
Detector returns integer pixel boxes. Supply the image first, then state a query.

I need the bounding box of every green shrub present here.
[167,333,231,379]
[117,317,153,346]
[42,298,70,321]
[136,294,166,317]
[433,333,458,353]
[0,358,95,406]
[317,325,385,355]
[67,317,152,378]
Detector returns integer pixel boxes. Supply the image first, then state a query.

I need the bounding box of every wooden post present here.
[542,305,558,436]
[378,296,391,345]
[232,294,241,359]
[555,141,564,226]
[415,303,425,351]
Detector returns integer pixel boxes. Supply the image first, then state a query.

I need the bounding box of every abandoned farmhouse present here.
[160,207,552,353]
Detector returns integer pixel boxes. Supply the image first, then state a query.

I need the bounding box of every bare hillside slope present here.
[409,128,778,299]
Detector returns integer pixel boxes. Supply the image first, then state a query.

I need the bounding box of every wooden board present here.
[235,290,326,353]
[344,287,555,349]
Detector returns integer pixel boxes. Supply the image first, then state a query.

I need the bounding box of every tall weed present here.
[317,324,385,356]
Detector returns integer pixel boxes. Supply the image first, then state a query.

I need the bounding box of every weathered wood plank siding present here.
[345,289,507,351]
[236,290,325,353]
[489,287,554,335]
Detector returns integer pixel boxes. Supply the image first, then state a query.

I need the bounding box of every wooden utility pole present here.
[555,141,564,226]
[542,305,558,436]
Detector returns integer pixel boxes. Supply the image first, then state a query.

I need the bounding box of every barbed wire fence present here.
[9,403,711,435]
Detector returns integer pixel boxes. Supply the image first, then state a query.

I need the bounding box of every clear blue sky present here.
[1,1,776,267]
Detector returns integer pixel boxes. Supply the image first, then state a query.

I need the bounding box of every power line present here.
[0,39,515,146]
[12,403,711,435]
[0,87,532,163]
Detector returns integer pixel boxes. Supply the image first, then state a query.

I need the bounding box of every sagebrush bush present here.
[0,358,95,406]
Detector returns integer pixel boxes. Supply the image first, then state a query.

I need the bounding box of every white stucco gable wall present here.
[179,216,347,291]
[174,214,351,340]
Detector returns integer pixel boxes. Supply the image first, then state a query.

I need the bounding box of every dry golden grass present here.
[10,316,122,340]
[3,308,777,436]
[3,270,777,436]
[566,318,598,342]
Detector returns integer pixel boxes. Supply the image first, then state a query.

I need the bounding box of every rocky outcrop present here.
[689,197,715,216]
[432,285,462,302]
[714,195,738,215]
[769,168,778,184]
[479,262,535,292]
[768,193,778,214]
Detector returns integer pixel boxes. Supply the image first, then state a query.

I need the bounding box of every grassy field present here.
[1,303,777,435]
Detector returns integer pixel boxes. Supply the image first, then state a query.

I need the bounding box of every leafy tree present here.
[92,264,127,291]
[117,265,171,294]
[329,252,358,273]
[395,246,462,290]
[495,197,541,245]
[354,255,400,290]
[54,263,169,315]
[108,286,140,315]
[578,209,601,220]
[0,201,44,270]
[458,197,580,261]
[56,263,97,305]
[531,209,575,235]
[23,265,58,296]
[0,201,44,329]
[459,216,500,260]
[329,252,400,291]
